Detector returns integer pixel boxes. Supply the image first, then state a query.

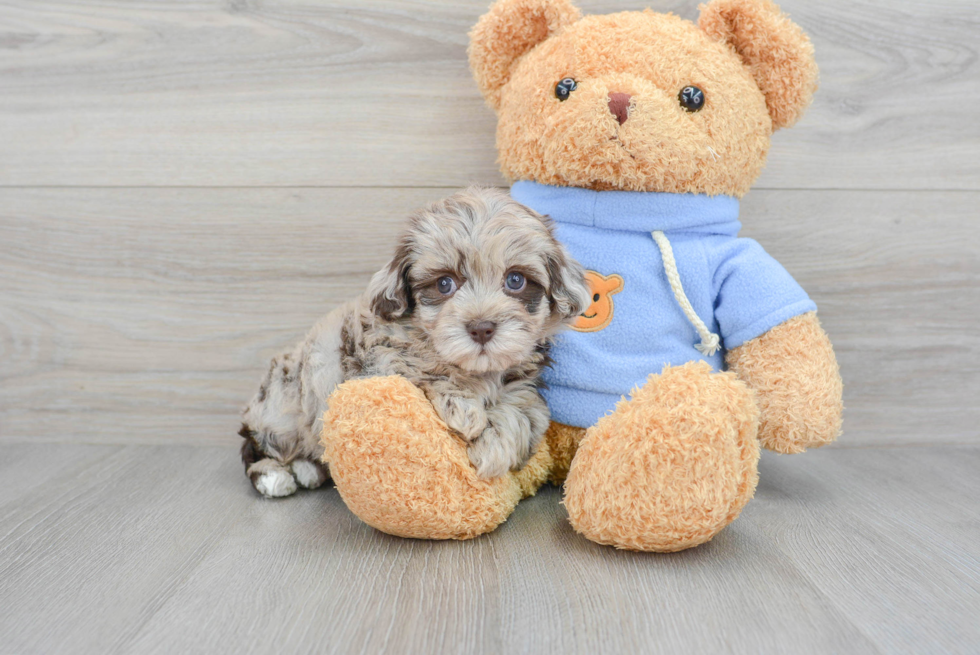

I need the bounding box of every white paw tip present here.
[291,460,325,489]
[255,469,297,498]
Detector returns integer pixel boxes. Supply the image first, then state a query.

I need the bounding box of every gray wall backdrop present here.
[1,0,977,447]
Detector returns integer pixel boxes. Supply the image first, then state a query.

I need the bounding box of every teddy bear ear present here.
[469,0,582,111]
[698,0,818,130]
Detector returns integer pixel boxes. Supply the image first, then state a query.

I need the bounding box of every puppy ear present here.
[545,241,590,322]
[698,0,818,130]
[367,240,415,321]
[469,0,581,111]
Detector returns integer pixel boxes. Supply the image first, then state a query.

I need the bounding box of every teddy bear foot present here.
[320,375,552,540]
[563,361,761,552]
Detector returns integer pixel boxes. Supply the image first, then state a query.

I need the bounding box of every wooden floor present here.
[0,443,976,654]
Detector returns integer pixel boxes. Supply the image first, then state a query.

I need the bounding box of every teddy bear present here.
[319,0,843,552]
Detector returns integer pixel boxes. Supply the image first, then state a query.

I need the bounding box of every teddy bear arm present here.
[321,375,554,540]
[726,312,843,454]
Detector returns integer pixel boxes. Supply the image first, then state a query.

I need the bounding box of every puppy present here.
[239,187,590,498]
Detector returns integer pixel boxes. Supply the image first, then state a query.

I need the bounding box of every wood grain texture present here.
[738,190,980,445]
[0,0,977,189]
[1,187,976,446]
[0,186,434,444]
[751,446,980,654]
[0,445,256,654]
[0,443,977,654]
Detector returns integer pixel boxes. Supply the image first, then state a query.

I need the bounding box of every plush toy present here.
[321,0,843,551]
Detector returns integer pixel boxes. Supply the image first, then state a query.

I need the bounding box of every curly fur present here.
[239,186,589,496]
[321,375,554,540]
[563,361,760,551]
[726,312,843,453]
[698,0,819,130]
[315,0,840,550]
[469,0,817,196]
[543,421,585,484]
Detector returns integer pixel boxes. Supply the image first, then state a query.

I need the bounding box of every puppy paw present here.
[468,425,521,479]
[290,459,328,489]
[251,468,298,498]
[436,395,488,442]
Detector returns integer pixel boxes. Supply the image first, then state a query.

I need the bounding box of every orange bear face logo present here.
[571,271,624,332]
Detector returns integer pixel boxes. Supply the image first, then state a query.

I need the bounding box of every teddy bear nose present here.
[608,92,632,125]
[467,320,497,345]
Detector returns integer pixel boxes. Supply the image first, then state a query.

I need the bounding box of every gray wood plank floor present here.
[0,444,976,654]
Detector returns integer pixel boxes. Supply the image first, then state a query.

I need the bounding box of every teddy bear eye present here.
[555,77,577,101]
[678,86,705,112]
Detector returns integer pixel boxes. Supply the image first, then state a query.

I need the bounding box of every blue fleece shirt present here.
[511,181,816,429]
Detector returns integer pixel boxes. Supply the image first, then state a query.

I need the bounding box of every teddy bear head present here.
[469,0,818,198]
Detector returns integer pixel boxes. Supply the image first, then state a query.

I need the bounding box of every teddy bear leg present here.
[544,421,587,485]
[563,361,760,552]
[320,375,552,540]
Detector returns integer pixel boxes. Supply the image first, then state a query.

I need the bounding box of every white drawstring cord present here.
[651,230,722,357]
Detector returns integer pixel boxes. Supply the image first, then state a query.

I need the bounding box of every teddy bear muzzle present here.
[607,92,631,125]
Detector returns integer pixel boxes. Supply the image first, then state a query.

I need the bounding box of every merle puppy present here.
[239,187,590,498]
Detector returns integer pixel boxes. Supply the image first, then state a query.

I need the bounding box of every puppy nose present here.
[608,92,632,125]
[467,321,496,345]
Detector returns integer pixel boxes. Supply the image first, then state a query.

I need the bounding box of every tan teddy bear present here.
[321,0,843,552]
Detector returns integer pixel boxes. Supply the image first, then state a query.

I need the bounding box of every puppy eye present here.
[505,271,526,291]
[437,276,457,295]
[678,86,705,112]
[555,77,577,101]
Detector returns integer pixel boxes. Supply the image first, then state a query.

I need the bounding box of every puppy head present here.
[367,186,589,373]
